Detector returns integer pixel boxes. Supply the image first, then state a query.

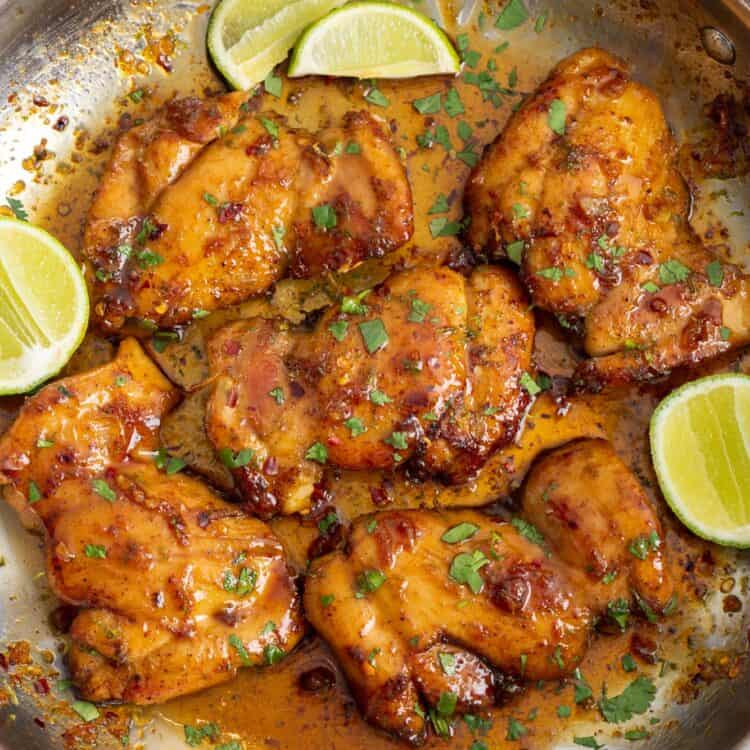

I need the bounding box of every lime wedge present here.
[288,1,460,79]
[650,373,750,547]
[0,217,89,395]
[207,0,348,90]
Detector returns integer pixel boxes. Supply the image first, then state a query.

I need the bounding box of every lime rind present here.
[288,1,460,79]
[0,217,89,395]
[207,0,347,90]
[650,372,750,548]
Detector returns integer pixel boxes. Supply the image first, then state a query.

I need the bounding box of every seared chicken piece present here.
[84,94,413,331]
[465,48,750,389]
[205,265,534,517]
[522,438,674,613]
[305,510,592,744]
[305,442,673,743]
[0,340,303,704]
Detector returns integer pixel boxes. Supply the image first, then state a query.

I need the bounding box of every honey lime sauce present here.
[0,0,749,748]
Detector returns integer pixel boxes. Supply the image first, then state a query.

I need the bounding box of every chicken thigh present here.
[305,441,673,743]
[84,94,413,331]
[205,265,534,517]
[465,48,750,390]
[0,340,303,704]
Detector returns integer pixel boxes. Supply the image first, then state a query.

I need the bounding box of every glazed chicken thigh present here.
[0,340,303,704]
[205,264,534,517]
[84,93,413,331]
[465,48,750,389]
[305,440,672,743]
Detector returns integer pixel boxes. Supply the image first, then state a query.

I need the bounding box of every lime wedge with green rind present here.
[288,1,460,79]
[0,217,89,395]
[207,0,348,90]
[650,373,750,547]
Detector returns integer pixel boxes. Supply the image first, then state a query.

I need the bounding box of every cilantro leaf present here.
[599,676,656,723]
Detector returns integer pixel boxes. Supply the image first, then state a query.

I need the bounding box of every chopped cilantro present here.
[506,240,525,264]
[370,389,391,405]
[444,88,465,117]
[496,0,528,30]
[341,289,370,315]
[548,98,566,135]
[449,549,489,594]
[91,479,116,502]
[607,598,630,630]
[228,634,252,666]
[218,447,254,469]
[344,417,366,437]
[264,72,282,98]
[599,676,656,723]
[659,259,691,285]
[312,204,337,230]
[71,700,100,722]
[365,87,389,107]
[359,319,389,353]
[385,431,408,450]
[305,442,328,464]
[622,653,637,672]
[6,196,28,221]
[439,651,456,676]
[408,297,431,323]
[506,716,528,740]
[706,260,724,287]
[356,568,386,595]
[272,224,285,251]
[512,516,545,545]
[413,92,441,114]
[429,216,462,238]
[264,644,285,665]
[84,544,106,559]
[573,667,593,703]
[442,522,479,544]
[428,193,450,214]
[345,141,361,154]
[520,372,542,396]
[269,387,285,405]
[259,117,279,140]
[574,738,603,749]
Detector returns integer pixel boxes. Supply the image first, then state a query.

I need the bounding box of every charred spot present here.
[53,115,69,131]
[216,603,241,627]
[299,666,336,692]
[370,482,393,507]
[246,135,274,157]
[289,381,306,399]
[630,632,658,664]
[548,499,580,530]
[218,202,244,224]
[235,467,279,519]
[49,604,78,634]
[33,94,49,107]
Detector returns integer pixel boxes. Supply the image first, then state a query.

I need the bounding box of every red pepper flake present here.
[218,202,243,224]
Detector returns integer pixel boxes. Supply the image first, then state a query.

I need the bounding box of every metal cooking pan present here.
[0,0,749,748]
